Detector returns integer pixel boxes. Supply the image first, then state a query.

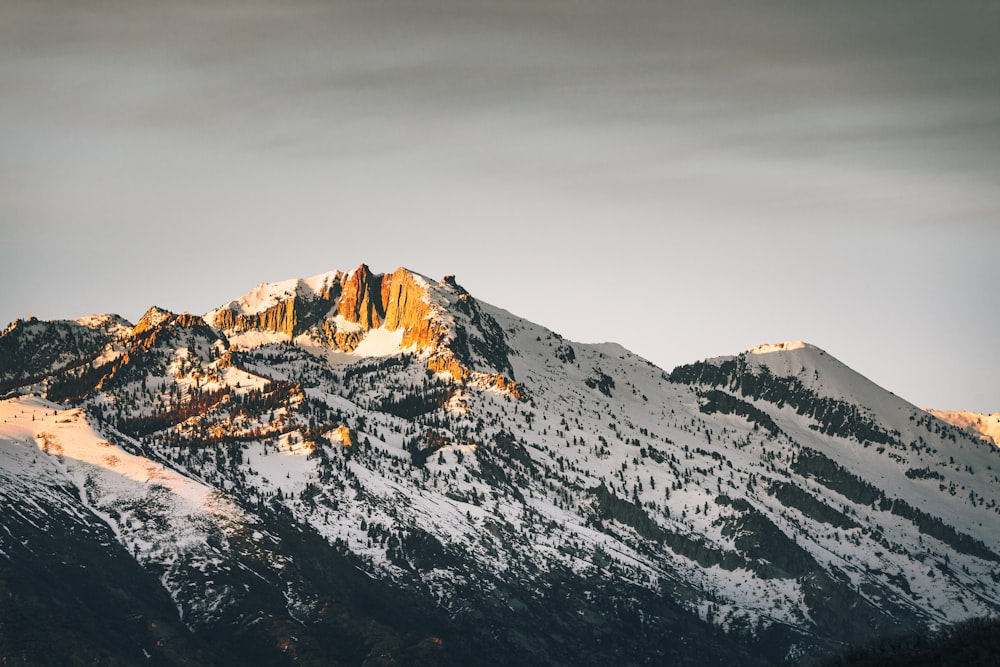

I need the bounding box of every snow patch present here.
[352,327,405,357]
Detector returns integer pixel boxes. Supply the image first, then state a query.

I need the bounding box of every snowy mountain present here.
[2,265,997,666]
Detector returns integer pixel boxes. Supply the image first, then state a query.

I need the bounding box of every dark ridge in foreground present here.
[818,616,1000,667]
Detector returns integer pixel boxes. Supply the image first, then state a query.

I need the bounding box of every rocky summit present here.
[1,265,998,666]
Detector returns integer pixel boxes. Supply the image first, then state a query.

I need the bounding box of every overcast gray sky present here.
[2,0,998,413]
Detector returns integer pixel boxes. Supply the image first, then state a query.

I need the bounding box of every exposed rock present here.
[427,354,469,382]
[213,289,338,339]
[334,424,355,448]
[94,309,223,392]
[585,369,615,397]
[555,343,576,363]
[318,319,365,353]
[132,306,175,337]
[475,372,526,400]
[131,309,219,353]
[208,264,521,398]
[334,267,517,394]
[383,268,435,340]
[338,264,384,330]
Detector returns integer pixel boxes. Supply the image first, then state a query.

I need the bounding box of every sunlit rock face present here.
[208,265,521,396]
[211,276,342,339]
[337,264,383,330]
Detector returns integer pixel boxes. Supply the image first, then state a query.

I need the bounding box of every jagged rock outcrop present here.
[384,268,437,344]
[212,286,340,338]
[130,308,221,354]
[338,264,385,329]
[44,307,226,399]
[318,319,365,353]
[131,306,175,337]
[334,424,356,448]
[208,265,522,397]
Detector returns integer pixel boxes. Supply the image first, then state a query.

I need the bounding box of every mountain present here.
[2,265,998,666]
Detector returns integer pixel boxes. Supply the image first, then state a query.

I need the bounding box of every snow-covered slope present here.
[0,395,250,623]
[216,271,342,318]
[927,409,1000,447]
[745,340,913,410]
[0,314,130,391]
[2,266,997,666]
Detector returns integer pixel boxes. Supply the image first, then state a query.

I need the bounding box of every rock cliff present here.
[212,287,340,339]
[209,265,521,397]
[338,264,385,330]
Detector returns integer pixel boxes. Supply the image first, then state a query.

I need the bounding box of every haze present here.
[1,0,997,413]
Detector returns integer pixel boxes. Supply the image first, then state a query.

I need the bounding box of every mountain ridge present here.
[926,409,1000,447]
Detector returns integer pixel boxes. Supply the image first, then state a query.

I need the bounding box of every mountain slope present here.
[2,265,997,665]
[927,409,1000,447]
[0,314,129,393]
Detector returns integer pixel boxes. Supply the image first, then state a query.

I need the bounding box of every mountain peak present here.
[74,313,131,330]
[748,340,818,355]
[204,264,520,396]
[132,306,176,335]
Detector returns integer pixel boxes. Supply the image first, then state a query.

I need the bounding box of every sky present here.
[2,0,998,413]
